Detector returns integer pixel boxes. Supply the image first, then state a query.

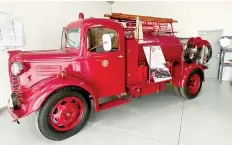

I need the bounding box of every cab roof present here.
[66,17,122,29]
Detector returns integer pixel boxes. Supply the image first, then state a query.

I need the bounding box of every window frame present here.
[66,28,81,49]
[86,27,119,54]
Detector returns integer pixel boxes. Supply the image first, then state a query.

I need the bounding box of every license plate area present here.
[9,93,19,110]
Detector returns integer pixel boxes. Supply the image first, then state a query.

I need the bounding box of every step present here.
[99,98,130,111]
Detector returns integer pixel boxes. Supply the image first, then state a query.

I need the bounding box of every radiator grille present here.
[10,73,22,101]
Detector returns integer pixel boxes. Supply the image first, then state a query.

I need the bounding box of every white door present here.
[198,30,223,79]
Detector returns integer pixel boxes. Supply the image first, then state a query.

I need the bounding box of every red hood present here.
[8,49,79,63]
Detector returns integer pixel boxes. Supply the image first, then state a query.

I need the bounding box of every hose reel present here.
[184,37,212,65]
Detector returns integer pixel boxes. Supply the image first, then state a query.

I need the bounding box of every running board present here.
[99,98,130,111]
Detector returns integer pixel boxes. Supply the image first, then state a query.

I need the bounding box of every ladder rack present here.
[104,13,177,23]
[104,13,177,38]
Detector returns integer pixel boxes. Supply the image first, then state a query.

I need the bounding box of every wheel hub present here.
[188,74,201,94]
[66,112,71,117]
[50,97,84,131]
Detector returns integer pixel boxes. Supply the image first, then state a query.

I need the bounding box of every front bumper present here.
[8,93,28,121]
[7,77,61,121]
[8,107,19,121]
[8,104,28,121]
[7,78,53,121]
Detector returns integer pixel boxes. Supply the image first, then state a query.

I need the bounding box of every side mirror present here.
[61,28,67,49]
[102,34,112,51]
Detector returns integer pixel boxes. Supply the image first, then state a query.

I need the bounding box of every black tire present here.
[36,87,91,141]
[206,45,212,63]
[173,86,182,97]
[175,70,202,99]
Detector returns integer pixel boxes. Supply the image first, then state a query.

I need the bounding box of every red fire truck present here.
[7,13,211,141]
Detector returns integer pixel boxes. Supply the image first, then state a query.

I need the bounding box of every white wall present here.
[112,1,232,37]
[0,1,111,50]
[0,1,111,108]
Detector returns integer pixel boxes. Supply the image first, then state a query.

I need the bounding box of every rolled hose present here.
[184,37,212,64]
[202,40,212,64]
[184,39,201,63]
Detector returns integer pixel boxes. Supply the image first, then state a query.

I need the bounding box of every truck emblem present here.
[102,60,109,67]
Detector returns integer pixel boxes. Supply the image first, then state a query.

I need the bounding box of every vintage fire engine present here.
[7,13,212,141]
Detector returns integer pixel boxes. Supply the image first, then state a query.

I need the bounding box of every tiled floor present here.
[0,80,231,145]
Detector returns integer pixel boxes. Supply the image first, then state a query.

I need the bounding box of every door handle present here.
[215,53,220,58]
[117,55,123,58]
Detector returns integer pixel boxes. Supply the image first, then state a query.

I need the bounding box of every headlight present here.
[11,62,23,76]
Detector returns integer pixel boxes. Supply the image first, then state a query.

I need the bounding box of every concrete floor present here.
[0,80,231,145]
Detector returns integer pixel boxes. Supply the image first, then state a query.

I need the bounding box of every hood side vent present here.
[36,65,61,76]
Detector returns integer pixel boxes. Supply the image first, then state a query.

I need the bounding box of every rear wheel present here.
[36,87,91,141]
[174,70,202,99]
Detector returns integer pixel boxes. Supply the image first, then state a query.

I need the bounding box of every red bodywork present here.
[7,15,208,121]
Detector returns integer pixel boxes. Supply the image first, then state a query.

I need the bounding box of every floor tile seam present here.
[87,122,178,145]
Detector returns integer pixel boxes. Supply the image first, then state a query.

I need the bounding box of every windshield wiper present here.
[67,38,77,47]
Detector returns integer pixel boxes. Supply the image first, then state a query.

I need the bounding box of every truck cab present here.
[7,13,211,141]
[79,18,126,97]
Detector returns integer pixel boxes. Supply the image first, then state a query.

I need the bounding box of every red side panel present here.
[126,40,140,85]
[126,40,149,85]
[127,82,165,98]
[142,82,165,96]
[141,35,183,61]
[138,45,147,63]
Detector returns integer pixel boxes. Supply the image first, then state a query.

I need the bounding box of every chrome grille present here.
[10,74,22,100]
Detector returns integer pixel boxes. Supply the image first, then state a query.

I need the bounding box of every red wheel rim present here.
[49,97,84,132]
[187,74,201,94]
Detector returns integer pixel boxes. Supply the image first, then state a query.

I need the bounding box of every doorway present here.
[198,30,223,79]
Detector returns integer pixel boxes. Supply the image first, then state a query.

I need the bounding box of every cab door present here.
[85,26,125,97]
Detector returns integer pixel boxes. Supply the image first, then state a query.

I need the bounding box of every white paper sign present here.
[0,12,24,47]
[143,45,172,82]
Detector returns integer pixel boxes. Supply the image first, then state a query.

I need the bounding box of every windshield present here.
[61,28,81,49]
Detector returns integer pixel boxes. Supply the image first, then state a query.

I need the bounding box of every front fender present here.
[172,62,205,87]
[30,77,99,111]
[11,77,99,119]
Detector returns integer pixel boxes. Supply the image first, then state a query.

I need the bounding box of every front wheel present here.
[36,87,91,141]
[174,70,202,99]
